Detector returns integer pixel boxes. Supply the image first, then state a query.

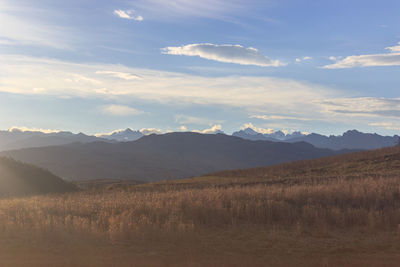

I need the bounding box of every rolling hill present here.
[143,144,400,190]
[1,132,352,182]
[209,144,400,184]
[0,157,77,197]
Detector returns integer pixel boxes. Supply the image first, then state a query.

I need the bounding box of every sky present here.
[0,0,400,136]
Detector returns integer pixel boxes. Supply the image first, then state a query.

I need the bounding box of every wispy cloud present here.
[114,9,143,21]
[102,105,144,116]
[96,71,142,80]
[369,122,400,131]
[8,126,61,134]
[3,55,400,131]
[323,41,400,69]
[130,0,262,21]
[175,115,223,126]
[139,128,162,135]
[295,56,312,63]
[0,55,323,107]
[250,115,313,121]
[320,97,400,118]
[162,43,285,67]
[193,124,223,134]
[0,2,74,49]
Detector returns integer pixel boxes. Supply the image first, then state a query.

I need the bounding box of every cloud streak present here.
[175,115,223,126]
[0,9,73,49]
[324,42,400,69]
[162,43,285,67]
[102,105,143,116]
[250,115,313,121]
[3,55,400,131]
[369,122,400,131]
[320,97,400,118]
[130,0,262,21]
[8,126,61,134]
[96,71,142,80]
[114,9,143,21]
[193,125,223,134]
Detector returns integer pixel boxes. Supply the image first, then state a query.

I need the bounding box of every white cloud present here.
[162,43,285,67]
[369,122,400,131]
[8,126,61,134]
[130,0,262,21]
[295,56,312,63]
[385,42,400,52]
[140,128,162,135]
[241,123,274,134]
[96,71,142,80]
[0,55,329,110]
[94,128,129,137]
[320,97,400,118]
[174,115,223,126]
[193,124,223,134]
[102,105,143,116]
[178,125,188,131]
[323,41,400,69]
[114,9,143,21]
[250,115,313,121]
[3,55,400,131]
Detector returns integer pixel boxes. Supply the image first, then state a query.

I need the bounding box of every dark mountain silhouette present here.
[0,129,111,151]
[2,132,353,182]
[0,157,77,197]
[233,128,399,150]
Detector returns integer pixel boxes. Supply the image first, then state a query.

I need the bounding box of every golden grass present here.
[1,170,400,266]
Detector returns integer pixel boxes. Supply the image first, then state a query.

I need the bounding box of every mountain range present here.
[95,128,144,142]
[1,128,398,152]
[233,128,399,150]
[1,132,353,182]
[0,129,109,151]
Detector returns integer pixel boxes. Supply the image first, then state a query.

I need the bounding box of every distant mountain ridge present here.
[0,129,111,151]
[1,132,352,182]
[234,128,306,141]
[233,128,399,150]
[0,127,398,152]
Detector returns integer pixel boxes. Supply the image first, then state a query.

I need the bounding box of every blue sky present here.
[1,0,400,136]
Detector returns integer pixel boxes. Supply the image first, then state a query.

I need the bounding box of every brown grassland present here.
[1,146,400,266]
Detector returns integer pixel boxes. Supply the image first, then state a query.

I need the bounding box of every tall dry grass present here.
[1,175,400,243]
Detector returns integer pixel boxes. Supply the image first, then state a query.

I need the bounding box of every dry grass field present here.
[1,146,400,266]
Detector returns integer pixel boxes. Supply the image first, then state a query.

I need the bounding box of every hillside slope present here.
[1,132,351,182]
[209,145,400,184]
[0,157,77,196]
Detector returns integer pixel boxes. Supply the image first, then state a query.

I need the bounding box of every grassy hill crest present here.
[0,157,77,197]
